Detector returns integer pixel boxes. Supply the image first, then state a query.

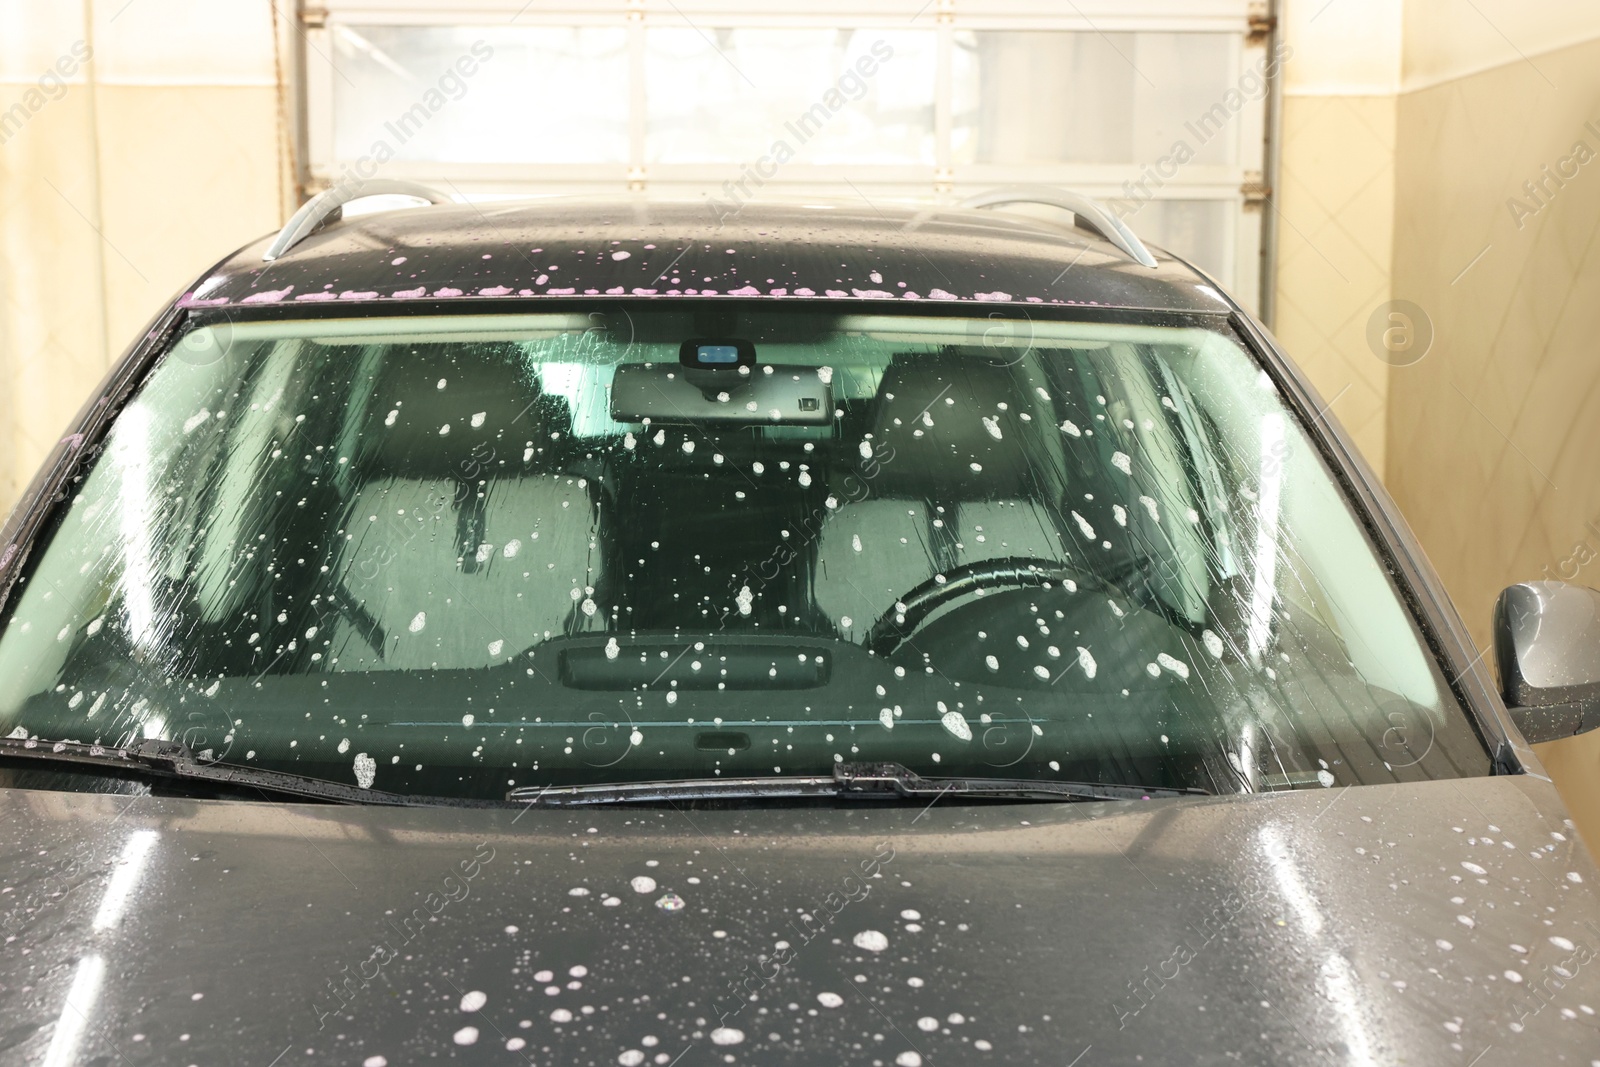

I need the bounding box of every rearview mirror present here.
[609,362,833,425]
[1493,581,1600,743]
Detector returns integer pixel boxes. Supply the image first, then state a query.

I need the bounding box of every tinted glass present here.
[0,306,1489,799]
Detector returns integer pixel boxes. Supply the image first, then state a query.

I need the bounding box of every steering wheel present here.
[865,557,1090,657]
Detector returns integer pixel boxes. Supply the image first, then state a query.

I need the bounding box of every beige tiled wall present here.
[1387,32,1600,844]
[1270,0,1408,473]
[1272,92,1396,471]
[1274,0,1600,849]
[0,0,284,514]
[1389,35,1600,650]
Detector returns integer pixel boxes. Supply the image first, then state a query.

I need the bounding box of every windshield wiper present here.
[0,736,428,807]
[506,761,1209,806]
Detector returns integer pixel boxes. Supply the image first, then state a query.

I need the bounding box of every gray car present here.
[3,184,1599,1065]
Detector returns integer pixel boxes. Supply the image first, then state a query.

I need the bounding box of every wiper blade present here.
[507,761,1209,806]
[0,736,425,807]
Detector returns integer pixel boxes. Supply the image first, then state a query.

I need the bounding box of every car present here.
[2,181,1599,1065]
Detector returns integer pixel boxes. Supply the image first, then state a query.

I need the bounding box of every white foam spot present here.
[1156,653,1189,679]
[1111,451,1132,475]
[709,1028,745,1046]
[453,1027,479,1046]
[853,930,889,952]
[353,753,375,789]
[941,710,972,741]
[895,1053,922,1067]
[1202,630,1224,658]
[1076,646,1097,679]
[817,992,844,1008]
[460,990,487,1012]
[631,875,657,894]
[408,612,426,633]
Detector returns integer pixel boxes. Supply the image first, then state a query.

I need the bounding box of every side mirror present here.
[1493,581,1600,743]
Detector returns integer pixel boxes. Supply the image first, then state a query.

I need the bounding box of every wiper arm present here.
[0,736,425,807]
[507,761,1208,806]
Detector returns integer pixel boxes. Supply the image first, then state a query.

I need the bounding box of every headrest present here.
[354,342,549,478]
[863,352,1039,500]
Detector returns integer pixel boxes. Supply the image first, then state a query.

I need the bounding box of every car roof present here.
[182,197,1236,315]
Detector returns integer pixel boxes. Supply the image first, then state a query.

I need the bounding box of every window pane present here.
[952,31,1239,166]
[645,28,936,165]
[330,25,629,165]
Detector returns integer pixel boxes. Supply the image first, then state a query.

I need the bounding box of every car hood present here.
[3,775,1598,1065]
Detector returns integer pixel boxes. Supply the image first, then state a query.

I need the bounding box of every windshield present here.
[0,304,1489,800]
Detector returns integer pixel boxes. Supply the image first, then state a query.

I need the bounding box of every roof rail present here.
[262,179,453,262]
[956,186,1158,268]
